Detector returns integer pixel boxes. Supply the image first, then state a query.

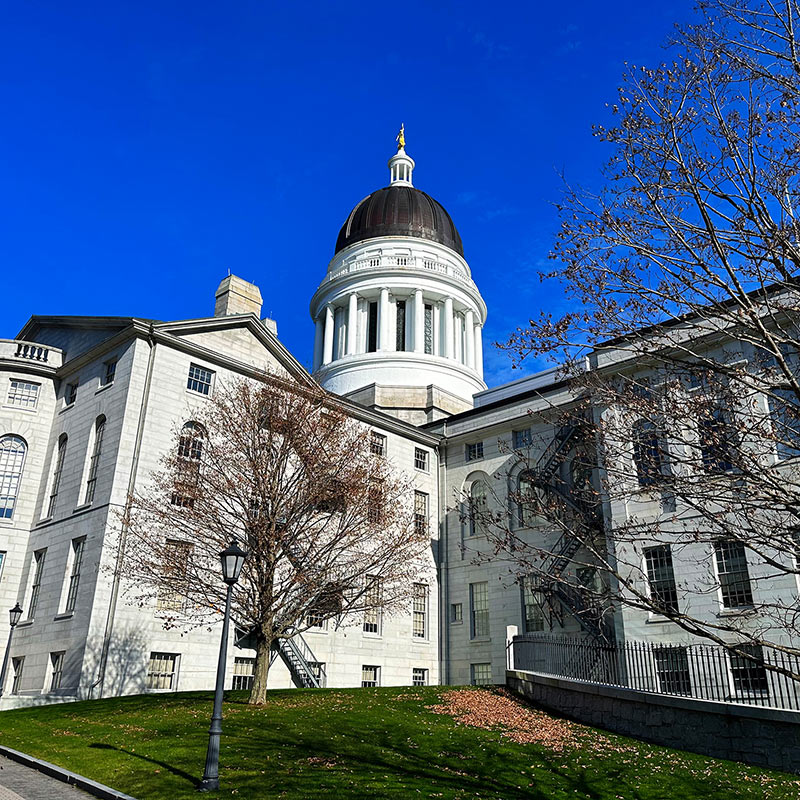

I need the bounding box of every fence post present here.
[506,625,518,671]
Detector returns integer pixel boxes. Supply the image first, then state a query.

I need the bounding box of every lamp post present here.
[0,604,23,698]
[198,540,247,793]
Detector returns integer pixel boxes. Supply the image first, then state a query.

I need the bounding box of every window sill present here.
[36,516,53,526]
[16,620,33,629]
[59,403,76,415]
[95,383,114,395]
[450,620,463,625]
[73,503,92,513]
[53,612,74,621]
[186,389,212,400]
[645,616,675,625]
[0,518,14,527]
[362,633,383,639]
[2,404,38,414]
[717,607,755,617]
[470,636,491,643]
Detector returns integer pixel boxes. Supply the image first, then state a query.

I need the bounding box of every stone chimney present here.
[214,275,263,318]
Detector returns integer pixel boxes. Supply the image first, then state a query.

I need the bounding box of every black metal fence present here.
[509,633,800,711]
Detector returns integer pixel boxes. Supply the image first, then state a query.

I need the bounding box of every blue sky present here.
[2,0,695,387]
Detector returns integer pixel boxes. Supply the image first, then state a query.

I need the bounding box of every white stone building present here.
[1,137,798,704]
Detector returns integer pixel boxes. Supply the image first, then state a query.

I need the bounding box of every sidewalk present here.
[0,755,92,800]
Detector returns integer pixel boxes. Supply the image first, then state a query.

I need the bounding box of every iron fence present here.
[509,633,800,711]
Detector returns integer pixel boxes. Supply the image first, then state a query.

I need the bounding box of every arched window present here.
[632,420,664,487]
[172,422,205,507]
[84,416,106,504]
[468,479,488,537]
[0,435,27,519]
[47,434,68,518]
[518,470,538,528]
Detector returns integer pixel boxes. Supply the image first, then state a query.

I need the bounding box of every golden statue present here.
[396,123,405,150]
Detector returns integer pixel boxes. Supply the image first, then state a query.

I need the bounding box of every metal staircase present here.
[274,630,324,688]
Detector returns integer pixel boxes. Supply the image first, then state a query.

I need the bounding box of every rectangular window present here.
[49,651,65,692]
[770,388,800,461]
[412,667,428,686]
[470,581,489,638]
[512,428,532,449]
[65,382,78,406]
[47,437,67,518]
[28,549,46,619]
[361,665,380,687]
[187,363,214,396]
[412,583,428,638]
[307,612,326,629]
[424,304,433,355]
[370,432,386,457]
[363,576,382,634]
[157,540,192,611]
[522,577,544,633]
[414,447,429,472]
[102,359,117,386]
[471,663,492,686]
[11,656,23,695]
[414,491,428,535]
[451,602,463,624]
[7,380,39,409]
[308,661,326,687]
[367,302,378,353]
[465,442,484,462]
[653,646,692,695]
[729,645,769,697]
[232,657,255,690]
[84,418,106,504]
[395,300,406,351]
[64,537,86,613]
[643,545,679,614]
[146,652,179,690]
[699,405,734,473]
[714,540,754,608]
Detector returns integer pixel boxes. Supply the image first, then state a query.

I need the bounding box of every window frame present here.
[414,490,429,536]
[412,667,428,686]
[414,447,429,472]
[47,435,67,518]
[643,544,680,615]
[146,652,180,690]
[27,548,46,620]
[714,540,754,609]
[370,431,387,457]
[361,664,380,687]
[84,416,106,504]
[469,581,489,639]
[521,576,545,633]
[412,583,428,639]
[512,428,532,449]
[186,363,215,397]
[6,379,40,410]
[450,602,463,624]
[64,537,86,614]
[49,651,65,692]
[465,441,484,462]
[470,663,492,686]
[0,434,27,520]
[101,358,117,387]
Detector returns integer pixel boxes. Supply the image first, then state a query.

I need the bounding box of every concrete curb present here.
[0,745,138,800]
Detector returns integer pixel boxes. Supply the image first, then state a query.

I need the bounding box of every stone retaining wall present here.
[507,669,800,774]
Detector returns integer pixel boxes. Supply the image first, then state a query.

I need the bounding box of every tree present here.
[122,376,429,704]
[490,1,800,674]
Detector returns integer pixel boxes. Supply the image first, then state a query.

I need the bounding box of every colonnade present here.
[312,289,483,375]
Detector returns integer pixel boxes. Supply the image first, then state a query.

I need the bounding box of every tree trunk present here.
[248,635,272,705]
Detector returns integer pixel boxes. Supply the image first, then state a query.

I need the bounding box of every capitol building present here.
[0,134,796,702]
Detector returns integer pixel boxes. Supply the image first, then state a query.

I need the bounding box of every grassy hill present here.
[0,686,797,799]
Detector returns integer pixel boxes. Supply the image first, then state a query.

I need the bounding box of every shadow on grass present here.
[89,742,199,788]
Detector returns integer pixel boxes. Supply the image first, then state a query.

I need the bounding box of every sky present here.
[2,0,696,387]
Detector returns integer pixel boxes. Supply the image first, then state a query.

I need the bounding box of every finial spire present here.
[396,123,406,151]
[388,125,414,186]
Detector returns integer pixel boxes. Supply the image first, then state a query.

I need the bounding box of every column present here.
[323,304,334,365]
[454,313,463,363]
[443,296,454,359]
[413,288,424,353]
[474,323,484,377]
[433,303,441,356]
[313,315,324,371]
[378,287,390,350]
[347,292,358,355]
[464,309,475,369]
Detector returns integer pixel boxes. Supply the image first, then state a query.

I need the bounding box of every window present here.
[632,420,665,487]
[64,537,86,613]
[451,602,463,624]
[367,481,384,524]
[361,665,380,687]
[157,540,192,611]
[187,363,214,396]
[412,583,428,638]
[367,302,378,353]
[471,663,492,686]
[412,667,428,686]
[363,576,382,634]
[11,656,23,695]
[102,359,117,386]
[414,491,428,535]
[522,577,544,633]
[512,428,532,449]
[47,435,67,517]
[699,405,734,473]
[517,470,538,528]
[396,300,406,351]
[465,442,484,462]
[643,545,679,614]
[0,435,27,519]
[414,447,429,472]
[65,382,78,406]
[0,551,5,583]
[729,645,769,697]
[714,540,754,608]
[49,651,65,692]
[7,380,39,409]
[146,652,179,690]
[654,646,692,695]
[232,657,255,690]
[28,549,46,619]
[468,479,488,537]
[307,611,326,629]
[424,304,433,355]
[171,422,205,507]
[370,431,386,456]
[470,581,489,638]
[770,388,800,461]
[84,416,106,504]
[308,661,326,687]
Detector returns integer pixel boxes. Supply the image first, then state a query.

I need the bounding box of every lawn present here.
[0,686,798,800]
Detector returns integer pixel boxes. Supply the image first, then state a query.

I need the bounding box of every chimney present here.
[214,275,263,318]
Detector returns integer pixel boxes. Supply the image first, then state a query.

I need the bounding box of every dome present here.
[335,185,464,257]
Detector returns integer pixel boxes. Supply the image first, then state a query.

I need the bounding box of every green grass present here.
[0,686,798,799]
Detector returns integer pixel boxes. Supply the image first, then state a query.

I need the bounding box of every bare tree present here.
[123,376,429,704]
[486,1,800,674]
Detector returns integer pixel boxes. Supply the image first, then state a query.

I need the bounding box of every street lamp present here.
[198,540,247,793]
[0,604,23,698]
